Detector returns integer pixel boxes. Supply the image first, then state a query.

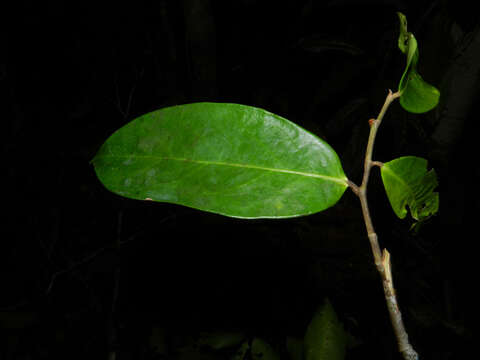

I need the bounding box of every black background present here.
[1,1,478,359]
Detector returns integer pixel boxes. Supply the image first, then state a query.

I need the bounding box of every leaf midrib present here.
[98,154,348,185]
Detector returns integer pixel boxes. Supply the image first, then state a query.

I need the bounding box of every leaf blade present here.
[399,70,441,114]
[92,103,348,218]
[397,12,440,113]
[380,156,439,221]
[304,299,347,360]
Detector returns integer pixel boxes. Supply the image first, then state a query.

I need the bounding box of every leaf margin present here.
[380,155,439,222]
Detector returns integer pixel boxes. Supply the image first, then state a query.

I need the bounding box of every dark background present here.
[1,0,478,359]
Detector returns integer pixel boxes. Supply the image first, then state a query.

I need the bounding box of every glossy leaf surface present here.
[92,103,348,218]
[397,12,440,113]
[381,156,439,221]
[304,299,347,360]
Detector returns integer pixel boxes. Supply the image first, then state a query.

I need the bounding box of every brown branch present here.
[353,90,419,360]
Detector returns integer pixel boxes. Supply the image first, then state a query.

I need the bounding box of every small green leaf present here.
[380,156,439,222]
[397,12,409,53]
[399,70,440,114]
[92,103,348,218]
[304,299,347,360]
[397,12,440,113]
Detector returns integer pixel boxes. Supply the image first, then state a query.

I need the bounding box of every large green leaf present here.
[304,299,347,360]
[380,156,439,221]
[397,12,440,113]
[92,103,348,218]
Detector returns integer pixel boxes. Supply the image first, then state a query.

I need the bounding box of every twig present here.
[348,90,418,360]
[371,161,384,168]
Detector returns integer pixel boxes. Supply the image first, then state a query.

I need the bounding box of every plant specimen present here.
[92,13,439,360]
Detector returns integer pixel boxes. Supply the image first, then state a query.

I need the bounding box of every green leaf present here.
[92,103,348,219]
[397,12,409,53]
[380,156,439,222]
[397,12,440,113]
[304,299,347,360]
[251,338,280,360]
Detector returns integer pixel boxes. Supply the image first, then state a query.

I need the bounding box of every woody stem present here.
[349,90,418,360]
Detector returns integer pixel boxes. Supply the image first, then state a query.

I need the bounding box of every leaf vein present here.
[100,154,347,185]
